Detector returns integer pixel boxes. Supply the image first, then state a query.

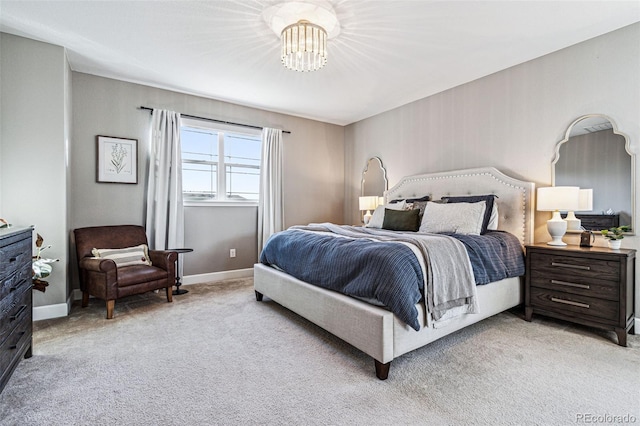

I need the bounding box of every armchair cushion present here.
[91,244,152,267]
[116,265,169,287]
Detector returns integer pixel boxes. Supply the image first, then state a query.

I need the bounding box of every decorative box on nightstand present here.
[525,243,636,346]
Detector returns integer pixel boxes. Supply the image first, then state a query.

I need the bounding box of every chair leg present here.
[81,292,89,308]
[166,287,173,303]
[106,300,115,319]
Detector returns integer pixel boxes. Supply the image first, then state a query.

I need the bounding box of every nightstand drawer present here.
[529,287,618,322]
[529,252,619,282]
[529,276,619,301]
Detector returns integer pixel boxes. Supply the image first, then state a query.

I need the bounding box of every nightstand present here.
[525,243,636,346]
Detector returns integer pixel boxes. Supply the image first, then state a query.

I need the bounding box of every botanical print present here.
[97,136,137,183]
[110,143,128,174]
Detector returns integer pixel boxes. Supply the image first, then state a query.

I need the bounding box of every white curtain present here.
[146,109,184,251]
[258,127,284,253]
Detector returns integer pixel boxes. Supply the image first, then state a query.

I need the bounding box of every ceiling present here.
[1,1,639,126]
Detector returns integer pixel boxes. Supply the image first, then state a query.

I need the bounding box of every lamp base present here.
[547,238,568,246]
[547,212,568,246]
[565,211,581,232]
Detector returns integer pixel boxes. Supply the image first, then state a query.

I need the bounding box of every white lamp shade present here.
[358,196,378,211]
[577,189,593,211]
[537,186,580,211]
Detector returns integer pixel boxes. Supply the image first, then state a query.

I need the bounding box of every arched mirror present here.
[552,114,635,234]
[361,157,388,197]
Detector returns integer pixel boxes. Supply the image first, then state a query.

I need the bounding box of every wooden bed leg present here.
[374,360,390,380]
[255,291,264,301]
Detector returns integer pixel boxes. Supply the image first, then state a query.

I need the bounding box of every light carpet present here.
[1,278,638,425]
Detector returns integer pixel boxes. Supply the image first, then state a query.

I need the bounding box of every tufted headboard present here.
[384,167,535,245]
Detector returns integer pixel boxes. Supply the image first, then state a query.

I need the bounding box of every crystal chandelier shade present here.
[281,20,327,72]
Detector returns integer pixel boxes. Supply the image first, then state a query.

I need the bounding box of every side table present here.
[168,248,193,295]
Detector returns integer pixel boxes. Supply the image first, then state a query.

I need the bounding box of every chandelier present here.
[281,20,327,72]
[263,1,340,73]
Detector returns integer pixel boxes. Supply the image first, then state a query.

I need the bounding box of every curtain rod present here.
[139,106,291,134]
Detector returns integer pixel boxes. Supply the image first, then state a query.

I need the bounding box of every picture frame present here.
[96,135,138,184]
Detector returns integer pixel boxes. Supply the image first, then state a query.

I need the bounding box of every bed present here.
[254,167,534,379]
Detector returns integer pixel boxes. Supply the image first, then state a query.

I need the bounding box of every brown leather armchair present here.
[74,225,177,319]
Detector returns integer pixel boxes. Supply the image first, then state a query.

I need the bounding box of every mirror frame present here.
[361,156,388,196]
[551,114,636,235]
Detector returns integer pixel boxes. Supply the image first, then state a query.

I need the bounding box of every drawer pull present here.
[551,262,590,271]
[551,297,590,309]
[10,305,27,321]
[8,332,26,350]
[550,280,590,290]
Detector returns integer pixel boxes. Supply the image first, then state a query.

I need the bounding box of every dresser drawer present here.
[0,284,31,346]
[0,237,32,282]
[529,275,619,301]
[529,252,619,282]
[529,287,618,323]
[0,265,31,301]
[0,309,31,377]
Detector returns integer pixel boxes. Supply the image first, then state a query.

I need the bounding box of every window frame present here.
[181,118,262,207]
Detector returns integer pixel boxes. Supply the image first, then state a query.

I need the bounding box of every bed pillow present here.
[389,195,431,204]
[91,244,152,267]
[382,208,421,232]
[366,201,406,228]
[419,201,487,235]
[487,203,499,230]
[441,195,498,234]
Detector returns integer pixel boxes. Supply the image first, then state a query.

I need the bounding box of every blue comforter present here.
[259,227,524,331]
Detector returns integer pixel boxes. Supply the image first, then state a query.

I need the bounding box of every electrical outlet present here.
[230,249,236,258]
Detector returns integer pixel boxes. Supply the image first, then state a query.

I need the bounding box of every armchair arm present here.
[79,257,117,272]
[149,250,178,271]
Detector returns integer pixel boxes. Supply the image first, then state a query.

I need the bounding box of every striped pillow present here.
[91,244,152,267]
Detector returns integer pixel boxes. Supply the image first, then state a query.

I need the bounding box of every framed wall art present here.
[96,135,138,184]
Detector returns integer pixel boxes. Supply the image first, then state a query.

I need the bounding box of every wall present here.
[71,73,344,281]
[345,23,640,320]
[0,33,71,313]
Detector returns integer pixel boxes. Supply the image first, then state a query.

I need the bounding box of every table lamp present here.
[537,186,580,246]
[565,189,593,231]
[359,196,379,224]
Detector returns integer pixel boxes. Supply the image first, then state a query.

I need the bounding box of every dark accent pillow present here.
[440,195,497,234]
[389,195,431,204]
[382,208,421,232]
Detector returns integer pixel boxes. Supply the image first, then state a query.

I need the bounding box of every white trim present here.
[635,318,640,335]
[33,300,69,321]
[182,268,253,285]
[184,201,258,208]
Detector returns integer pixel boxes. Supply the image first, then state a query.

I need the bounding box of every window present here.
[181,119,261,203]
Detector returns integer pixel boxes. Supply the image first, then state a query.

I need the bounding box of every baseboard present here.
[182,268,253,285]
[636,318,640,335]
[33,301,69,321]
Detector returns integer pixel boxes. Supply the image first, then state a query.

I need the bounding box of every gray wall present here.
[344,23,640,317]
[71,73,345,279]
[0,33,71,309]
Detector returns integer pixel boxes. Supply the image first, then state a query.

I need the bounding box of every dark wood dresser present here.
[525,243,635,346]
[0,226,33,393]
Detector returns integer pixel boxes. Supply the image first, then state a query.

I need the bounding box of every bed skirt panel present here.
[254,263,395,363]
[392,276,524,357]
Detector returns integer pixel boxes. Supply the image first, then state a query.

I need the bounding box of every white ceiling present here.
[1,1,639,126]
